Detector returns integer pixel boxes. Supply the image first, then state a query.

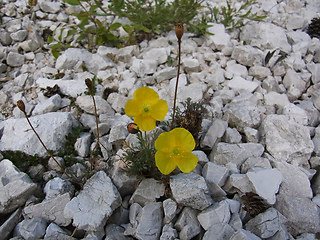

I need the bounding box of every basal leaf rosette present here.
[155,128,199,175]
[125,87,168,131]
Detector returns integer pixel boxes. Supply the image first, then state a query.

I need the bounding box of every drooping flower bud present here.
[85,78,93,95]
[127,123,140,134]
[17,100,26,113]
[175,23,184,42]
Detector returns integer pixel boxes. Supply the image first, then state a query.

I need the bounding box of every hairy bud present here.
[127,123,140,134]
[85,78,93,94]
[175,23,184,42]
[17,100,26,113]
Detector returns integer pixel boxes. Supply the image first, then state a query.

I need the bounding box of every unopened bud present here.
[17,100,26,113]
[175,23,184,42]
[85,78,93,94]
[127,123,139,134]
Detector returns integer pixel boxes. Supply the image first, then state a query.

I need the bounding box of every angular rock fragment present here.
[170,173,213,210]
[175,207,201,240]
[0,160,37,214]
[64,171,122,231]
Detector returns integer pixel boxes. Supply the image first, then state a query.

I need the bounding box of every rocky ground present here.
[1,0,320,239]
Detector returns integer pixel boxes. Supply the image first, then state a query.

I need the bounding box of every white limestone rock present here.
[282,103,308,125]
[240,22,291,53]
[32,94,62,115]
[192,150,209,166]
[117,45,139,63]
[36,78,88,98]
[43,177,74,201]
[105,224,132,240]
[231,45,264,67]
[272,161,313,198]
[14,217,47,240]
[0,112,77,157]
[264,91,290,109]
[313,126,320,156]
[202,223,235,240]
[202,162,229,187]
[126,202,163,240]
[201,119,228,149]
[142,47,169,65]
[246,168,282,205]
[6,52,25,67]
[0,208,22,240]
[306,62,320,84]
[241,157,271,174]
[64,171,122,231]
[23,193,72,226]
[44,223,76,240]
[243,127,259,143]
[229,229,261,240]
[245,208,287,239]
[130,58,158,77]
[163,198,178,224]
[174,207,201,240]
[170,173,213,210]
[182,58,201,73]
[107,92,128,114]
[39,1,61,13]
[223,100,266,132]
[227,76,259,93]
[0,160,37,214]
[287,30,311,56]
[206,23,231,51]
[74,132,91,158]
[197,200,231,230]
[275,193,320,235]
[283,69,306,101]
[160,224,178,240]
[154,67,177,83]
[76,95,115,115]
[260,114,314,165]
[225,60,248,79]
[110,155,139,196]
[249,66,271,80]
[129,178,165,206]
[210,143,264,168]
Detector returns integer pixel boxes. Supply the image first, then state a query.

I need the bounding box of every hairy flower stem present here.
[171,23,184,129]
[89,94,100,170]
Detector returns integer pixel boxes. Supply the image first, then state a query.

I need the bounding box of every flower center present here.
[143,104,151,113]
[172,148,181,156]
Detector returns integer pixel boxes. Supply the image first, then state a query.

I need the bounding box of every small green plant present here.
[207,0,266,30]
[48,0,211,57]
[123,129,162,179]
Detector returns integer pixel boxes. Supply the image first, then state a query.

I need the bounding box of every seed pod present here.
[28,0,37,6]
[17,100,26,113]
[175,23,184,42]
[85,78,93,94]
[127,123,139,134]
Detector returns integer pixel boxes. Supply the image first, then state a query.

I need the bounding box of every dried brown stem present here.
[171,23,184,129]
[89,94,100,170]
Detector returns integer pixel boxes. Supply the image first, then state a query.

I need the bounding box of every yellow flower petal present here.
[177,152,199,173]
[155,151,177,175]
[125,99,140,117]
[134,87,159,105]
[134,115,156,131]
[150,99,168,121]
[170,128,195,151]
[155,131,175,152]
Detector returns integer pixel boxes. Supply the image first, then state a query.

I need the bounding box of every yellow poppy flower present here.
[155,128,199,175]
[125,87,168,131]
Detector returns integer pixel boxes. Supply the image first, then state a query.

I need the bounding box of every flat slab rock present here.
[0,112,78,157]
[64,171,122,231]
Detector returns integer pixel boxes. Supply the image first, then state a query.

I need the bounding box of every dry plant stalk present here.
[16,100,73,179]
[85,78,100,170]
[171,22,184,129]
